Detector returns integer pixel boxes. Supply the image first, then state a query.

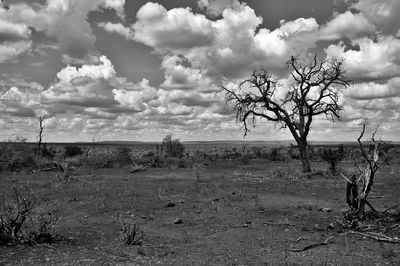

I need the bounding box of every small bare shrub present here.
[0,186,34,245]
[119,221,144,245]
[0,184,63,245]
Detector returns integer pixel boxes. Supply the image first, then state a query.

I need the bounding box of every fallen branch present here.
[347,231,400,244]
[36,167,57,172]
[290,235,334,252]
[369,195,391,199]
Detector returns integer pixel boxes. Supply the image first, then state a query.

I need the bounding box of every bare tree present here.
[343,124,391,219]
[36,114,46,157]
[223,55,351,172]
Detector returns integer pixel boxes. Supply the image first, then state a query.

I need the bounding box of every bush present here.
[115,147,132,164]
[161,135,185,158]
[64,145,83,158]
[120,222,144,245]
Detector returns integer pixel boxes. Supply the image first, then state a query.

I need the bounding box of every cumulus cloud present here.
[325,36,400,81]
[320,11,374,40]
[197,0,242,17]
[98,22,133,40]
[133,2,215,52]
[126,2,322,85]
[101,0,125,19]
[352,0,400,34]
[0,40,31,63]
[0,6,32,62]
[346,77,400,100]
[0,87,41,117]
[0,54,234,140]
[42,55,119,109]
[1,0,125,61]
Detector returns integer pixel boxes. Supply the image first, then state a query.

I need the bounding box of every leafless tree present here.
[36,114,46,157]
[223,55,351,172]
[342,124,391,219]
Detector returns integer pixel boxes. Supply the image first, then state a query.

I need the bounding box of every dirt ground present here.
[1,160,400,265]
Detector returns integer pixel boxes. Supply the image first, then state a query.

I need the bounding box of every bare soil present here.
[1,160,400,265]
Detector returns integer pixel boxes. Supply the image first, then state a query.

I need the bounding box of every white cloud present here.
[0,86,41,117]
[113,79,158,111]
[56,55,116,82]
[352,0,400,34]
[346,77,400,100]
[325,36,400,81]
[133,2,215,51]
[0,6,32,62]
[0,19,31,41]
[1,0,126,61]
[0,40,32,63]
[98,22,132,40]
[101,0,125,19]
[197,0,242,17]
[320,11,374,40]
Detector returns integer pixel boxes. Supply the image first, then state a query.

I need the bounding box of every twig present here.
[290,235,334,252]
[340,172,351,183]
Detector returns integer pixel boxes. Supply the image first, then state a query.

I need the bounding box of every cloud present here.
[1,0,126,61]
[0,6,32,62]
[113,79,158,111]
[133,2,215,51]
[56,55,116,82]
[98,22,133,40]
[325,36,400,81]
[128,2,322,84]
[197,0,242,17]
[160,55,214,91]
[42,55,119,109]
[352,0,400,34]
[0,54,229,140]
[0,87,41,117]
[346,77,400,100]
[320,11,374,40]
[0,19,31,42]
[0,40,32,63]
[101,0,125,19]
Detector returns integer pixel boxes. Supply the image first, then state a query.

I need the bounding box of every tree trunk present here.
[331,161,337,176]
[297,141,311,173]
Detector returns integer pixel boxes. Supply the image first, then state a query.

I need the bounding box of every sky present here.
[0,0,399,142]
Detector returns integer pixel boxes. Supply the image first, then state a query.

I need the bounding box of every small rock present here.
[327,223,334,229]
[165,202,176,208]
[174,218,183,224]
[319,207,332,213]
[137,248,145,255]
[243,224,249,227]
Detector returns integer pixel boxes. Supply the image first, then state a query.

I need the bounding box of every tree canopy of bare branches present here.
[223,55,351,172]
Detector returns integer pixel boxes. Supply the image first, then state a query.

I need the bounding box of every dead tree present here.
[343,124,390,219]
[223,55,351,172]
[36,114,46,157]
